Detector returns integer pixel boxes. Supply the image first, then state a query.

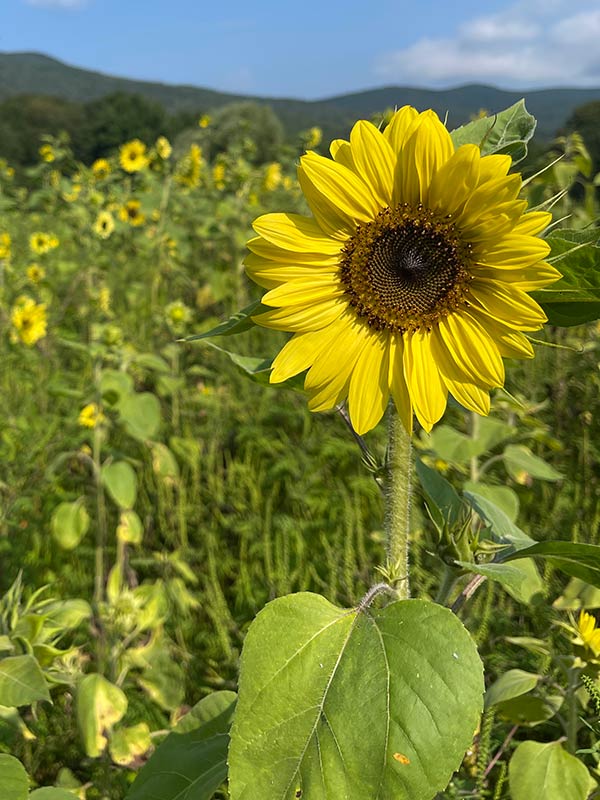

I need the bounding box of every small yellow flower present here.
[175,144,202,188]
[98,287,111,313]
[63,183,82,203]
[11,296,47,346]
[0,232,11,260]
[29,232,59,255]
[118,200,145,226]
[263,162,282,192]
[212,163,225,190]
[39,144,55,163]
[78,402,105,429]
[576,611,600,657]
[92,158,111,180]
[165,300,192,330]
[119,139,149,173]
[26,263,45,284]
[306,126,322,149]
[155,136,172,159]
[94,210,115,238]
[198,115,211,128]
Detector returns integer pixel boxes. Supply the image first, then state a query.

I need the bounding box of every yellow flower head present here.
[78,402,105,429]
[263,162,282,192]
[118,200,145,226]
[212,162,225,190]
[155,136,172,159]
[165,300,192,329]
[175,144,202,188]
[575,611,600,657]
[39,144,55,163]
[198,115,211,128]
[30,232,59,255]
[245,106,561,435]
[306,126,322,149]
[92,158,111,180]
[11,296,47,346]
[26,263,45,284]
[0,232,11,260]
[63,183,82,203]
[119,139,149,173]
[94,210,115,239]
[98,286,111,313]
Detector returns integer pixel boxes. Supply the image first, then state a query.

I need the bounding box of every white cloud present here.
[375,1,600,88]
[24,0,89,9]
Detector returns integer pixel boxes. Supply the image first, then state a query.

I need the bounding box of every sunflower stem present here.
[385,406,412,599]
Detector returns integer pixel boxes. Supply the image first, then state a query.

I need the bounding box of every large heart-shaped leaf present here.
[509,741,595,799]
[228,593,483,800]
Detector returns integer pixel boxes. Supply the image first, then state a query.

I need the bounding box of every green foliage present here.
[450,100,536,163]
[207,102,285,164]
[509,741,595,799]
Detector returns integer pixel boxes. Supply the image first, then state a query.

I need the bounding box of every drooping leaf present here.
[533,230,600,326]
[118,392,161,441]
[116,510,143,545]
[101,461,137,510]
[462,482,519,521]
[456,559,543,604]
[186,300,266,340]
[109,722,153,767]
[0,655,50,707]
[126,691,236,800]
[496,694,563,726]
[484,669,540,709]
[228,593,483,800]
[503,444,562,483]
[509,741,595,800]
[50,499,90,550]
[415,458,463,529]
[0,754,28,800]
[450,101,536,163]
[505,541,600,587]
[77,673,128,758]
[464,492,535,550]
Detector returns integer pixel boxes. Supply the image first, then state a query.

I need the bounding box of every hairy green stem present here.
[385,407,412,599]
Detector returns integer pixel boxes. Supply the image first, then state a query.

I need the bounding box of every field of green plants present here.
[1,105,600,799]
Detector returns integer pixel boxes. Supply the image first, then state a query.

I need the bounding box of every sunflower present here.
[78,402,105,429]
[11,296,47,346]
[30,232,59,255]
[245,106,560,435]
[119,139,149,173]
[575,611,600,658]
[92,158,111,180]
[118,200,145,226]
[155,136,172,160]
[26,263,45,284]
[94,210,115,239]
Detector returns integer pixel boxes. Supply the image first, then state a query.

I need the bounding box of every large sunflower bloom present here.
[245,107,561,435]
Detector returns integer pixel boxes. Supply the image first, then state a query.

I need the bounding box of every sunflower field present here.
[1,102,600,800]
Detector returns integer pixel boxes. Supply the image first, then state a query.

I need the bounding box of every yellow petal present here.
[427,144,481,218]
[253,297,345,332]
[436,312,504,387]
[330,139,355,171]
[298,152,380,237]
[443,376,491,416]
[513,211,552,236]
[270,323,343,383]
[261,276,344,307]
[349,119,396,208]
[469,279,547,330]
[246,238,340,266]
[347,328,390,434]
[383,106,419,153]
[252,213,344,254]
[305,316,366,410]
[496,330,534,359]
[403,329,448,432]
[477,235,551,267]
[478,153,512,182]
[394,111,454,207]
[474,260,562,290]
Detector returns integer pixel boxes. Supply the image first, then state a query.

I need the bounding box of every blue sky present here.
[3,0,600,98]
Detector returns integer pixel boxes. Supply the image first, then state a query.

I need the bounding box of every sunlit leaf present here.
[509,741,595,799]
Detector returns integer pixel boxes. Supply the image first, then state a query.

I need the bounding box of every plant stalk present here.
[385,406,413,599]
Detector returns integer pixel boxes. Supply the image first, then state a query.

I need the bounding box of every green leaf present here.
[553,577,600,611]
[101,461,137,510]
[50,499,90,550]
[0,655,50,707]
[415,458,463,528]
[151,443,180,481]
[116,510,143,545]
[118,392,161,441]
[456,559,543,604]
[229,593,483,800]
[462,482,519,521]
[505,541,600,587]
[99,369,134,406]
[450,101,536,163]
[484,669,539,709]
[496,694,563,726]
[464,492,535,550]
[0,754,28,800]
[77,673,128,758]
[503,444,562,482]
[423,424,473,465]
[109,722,152,767]
[509,741,595,800]
[533,230,600,326]
[186,300,265,340]
[205,342,305,391]
[126,691,236,800]
[29,790,80,800]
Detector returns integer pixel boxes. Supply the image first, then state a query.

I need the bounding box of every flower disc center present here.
[340,204,472,333]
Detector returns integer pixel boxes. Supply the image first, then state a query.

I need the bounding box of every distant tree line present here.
[0,91,286,166]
